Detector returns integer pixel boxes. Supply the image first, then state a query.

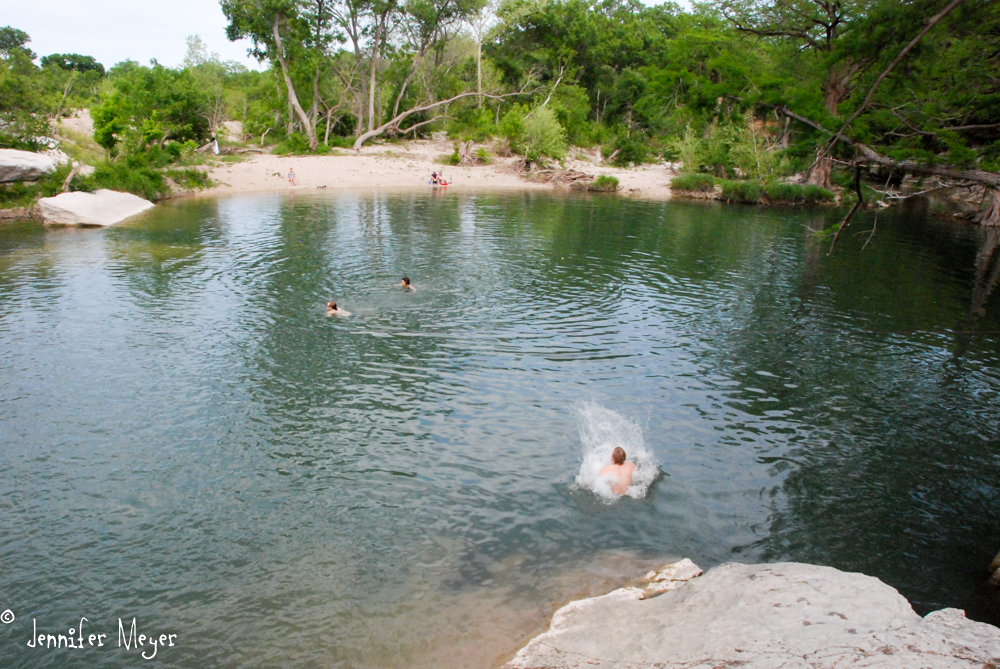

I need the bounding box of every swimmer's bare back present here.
[326,301,351,317]
[598,462,636,495]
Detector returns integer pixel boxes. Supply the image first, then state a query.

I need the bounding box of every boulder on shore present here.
[505,561,1000,669]
[0,148,62,182]
[38,189,154,227]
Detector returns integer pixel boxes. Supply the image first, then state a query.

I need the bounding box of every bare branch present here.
[352,89,534,150]
[403,115,453,135]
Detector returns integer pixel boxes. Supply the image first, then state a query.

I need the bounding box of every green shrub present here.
[0,114,51,151]
[719,180,762,204]
[667,124,701,172]
[610,130,648,167]
[79,160,169,201]
[522,106,567,162]
[475,147,491,165]
[498,104,528,149]
[729,120,788,181]
[326,135,355,149]
[165,168,211,190]
[763,182,834,204]
[448,106,494,142]
[589,175,619,192]
[763,182,803,203]
[273,133,312,155]
[671,173,716,193]
[273,134,351,155]
[0,164,72,208]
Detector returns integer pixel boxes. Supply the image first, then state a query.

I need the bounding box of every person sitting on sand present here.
[430,172,439,185]
[288,168,297,186]
[326,300,350,317]
[598,447,636,495]
[400,277,415,291]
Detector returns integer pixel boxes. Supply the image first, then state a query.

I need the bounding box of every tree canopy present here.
[1,0,998,221]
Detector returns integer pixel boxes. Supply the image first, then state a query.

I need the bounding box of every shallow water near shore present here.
[1,190,999,668]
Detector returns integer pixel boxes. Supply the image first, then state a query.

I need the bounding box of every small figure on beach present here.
[598,447,636,496]
[326,300,350,316]
[400,277,415,291]
[288,168,297,186]
[430,172,439,185]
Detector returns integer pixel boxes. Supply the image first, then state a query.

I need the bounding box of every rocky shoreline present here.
[504,560,1000,669]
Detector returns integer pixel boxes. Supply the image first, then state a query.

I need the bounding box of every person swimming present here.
[400,277,415,291]
[326,300,351,316]
[598,447,636,495]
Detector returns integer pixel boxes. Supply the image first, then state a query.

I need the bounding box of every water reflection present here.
[1,193,999,669]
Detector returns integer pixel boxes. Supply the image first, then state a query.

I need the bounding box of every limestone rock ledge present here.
[38,189,154,226]
[0,148,63,182]
[505,561,1000,669]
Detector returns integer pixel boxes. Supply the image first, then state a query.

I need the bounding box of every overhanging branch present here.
[778,105,1000,190]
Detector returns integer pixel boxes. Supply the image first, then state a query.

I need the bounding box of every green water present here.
[1,190,999,668]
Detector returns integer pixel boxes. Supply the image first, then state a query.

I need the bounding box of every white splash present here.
[574,402,658,502]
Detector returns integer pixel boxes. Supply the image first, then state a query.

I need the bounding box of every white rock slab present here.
[38,189,155,227]
[0,148,61,182]
[41,148,72,165]
[506,561,1000,669]
[640,557,703,597]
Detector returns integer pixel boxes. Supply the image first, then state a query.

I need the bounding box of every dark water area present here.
[1,190,999,668]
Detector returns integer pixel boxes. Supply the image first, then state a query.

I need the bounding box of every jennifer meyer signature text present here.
[25,615,177,659]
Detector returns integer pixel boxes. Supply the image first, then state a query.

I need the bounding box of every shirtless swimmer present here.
[598,447,636,495]
[327,300,351,316]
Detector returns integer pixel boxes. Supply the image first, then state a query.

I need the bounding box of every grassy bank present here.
[671,174,835,205]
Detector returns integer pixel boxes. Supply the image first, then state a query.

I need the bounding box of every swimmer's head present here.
[401,277,411,286]
[327,301,336,310]
[612,447,626,465]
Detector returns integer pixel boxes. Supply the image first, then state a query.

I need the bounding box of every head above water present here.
[327,301,336,310]
[612,447,627,465]
[401,277,411,286]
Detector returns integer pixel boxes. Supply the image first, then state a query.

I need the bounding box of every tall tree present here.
[0,26,35,60]
[222,0,320,149]
[715,0,869,188]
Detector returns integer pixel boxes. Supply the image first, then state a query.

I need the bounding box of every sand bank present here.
[200,139,676,199]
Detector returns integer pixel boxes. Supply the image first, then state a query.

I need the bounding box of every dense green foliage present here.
[0,164,71,208]
[2,0,998,206]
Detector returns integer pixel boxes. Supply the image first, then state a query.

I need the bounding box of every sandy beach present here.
[200,138,677,199]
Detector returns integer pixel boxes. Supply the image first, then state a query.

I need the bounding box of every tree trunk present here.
[348,30,366,135]
[272,15,318,150]
[979,188,1000,227]
[367,17,385,133]
[970,227,1000,319]
[310,64,321,130]
[805,148,833,190]
[822,60,856,115]
[354,91,490,150]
